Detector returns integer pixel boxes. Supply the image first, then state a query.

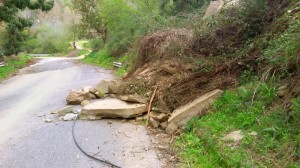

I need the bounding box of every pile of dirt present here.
[122,25,260,111]
[121,0,290,111]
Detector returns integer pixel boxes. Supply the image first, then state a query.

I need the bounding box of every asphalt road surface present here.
[0,57,161,168]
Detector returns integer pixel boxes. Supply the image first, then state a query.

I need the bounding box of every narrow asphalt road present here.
[0,57,161,168]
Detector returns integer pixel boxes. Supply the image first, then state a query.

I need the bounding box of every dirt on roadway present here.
[0,57,161,168]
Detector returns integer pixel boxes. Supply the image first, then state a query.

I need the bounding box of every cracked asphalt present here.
[0,57,161,168]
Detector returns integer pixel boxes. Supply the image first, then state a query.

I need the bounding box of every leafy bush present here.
[24,24,72,54]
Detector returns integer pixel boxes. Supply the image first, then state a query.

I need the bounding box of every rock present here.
[136,116,144,122]
[152,107,170,114]
[45,118,52,123]
[81,100,90,107]
[222,130,244,142]
[150,111,168,122]
[63,113,78,121]
[204,0,225,17]
[277,84,289,97]
[165,122,178,134]
[142,114,148,120]
[160,121,168,130]
[168,89,223,127]
[83,86,93,93]
[57,106,73,117]
[118,94,148,104]
[161,64,177,74]
[50,110,58,114]
[149,118,160,128]
[108,81,120,94]
[249,131,258,136]
[88,92,97,99]
[66,89,91,105]
[95,80,110,94]
[80,98,147,120]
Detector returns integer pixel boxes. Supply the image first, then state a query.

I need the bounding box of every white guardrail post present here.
[113,62,122,68]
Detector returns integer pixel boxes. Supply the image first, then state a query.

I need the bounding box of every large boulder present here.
[66,89,91,105]
[118,94,148,104]
[80,98,147,120]
[168,89,223,128]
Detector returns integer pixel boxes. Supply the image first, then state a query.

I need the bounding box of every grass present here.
[82,49,130,76]
[77,49,90,56]
[0,55,32,80]
[175,4,300,167]
[175,81,300,167]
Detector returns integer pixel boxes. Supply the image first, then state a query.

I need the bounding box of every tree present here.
[71,0,108,43]
[160,0,211,14]
[0,0,54,55]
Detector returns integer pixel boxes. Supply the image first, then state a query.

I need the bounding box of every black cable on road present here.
[72,113,122,168]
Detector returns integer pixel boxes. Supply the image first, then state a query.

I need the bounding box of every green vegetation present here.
[76,49,90,56]
[0,0,54,56]
[24,24,73,55]
[0,55,32,79]
[174,1,300,167]
[176,82,299,167]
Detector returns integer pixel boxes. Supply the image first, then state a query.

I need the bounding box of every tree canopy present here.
[0,0,54,55]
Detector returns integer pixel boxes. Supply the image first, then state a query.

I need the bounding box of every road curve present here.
[0,57,161,168]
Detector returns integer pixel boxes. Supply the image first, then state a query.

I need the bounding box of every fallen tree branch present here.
[146,86,158,126]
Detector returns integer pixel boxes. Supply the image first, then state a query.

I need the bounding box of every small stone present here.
[81,100,90,107]
[63,113,78,121]
[51,110,58,114]
[165,122,178,134]
[249,131,258,136]
[277,84,289,97]
[149,117,160,128]
[160,121,168,130]
[222,130,244,142]
[45,118,52,123]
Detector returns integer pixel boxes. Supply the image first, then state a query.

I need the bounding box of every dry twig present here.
[146,86,158,126]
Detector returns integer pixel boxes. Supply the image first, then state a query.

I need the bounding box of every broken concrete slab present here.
[150,111,168,122]
[168,89,223,127]
[118,94,148,104]
[56,106,73,117]
[66,89,91,105]
[80,98,147,120]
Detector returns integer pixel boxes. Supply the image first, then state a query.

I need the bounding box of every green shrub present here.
[24,24,72,54]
